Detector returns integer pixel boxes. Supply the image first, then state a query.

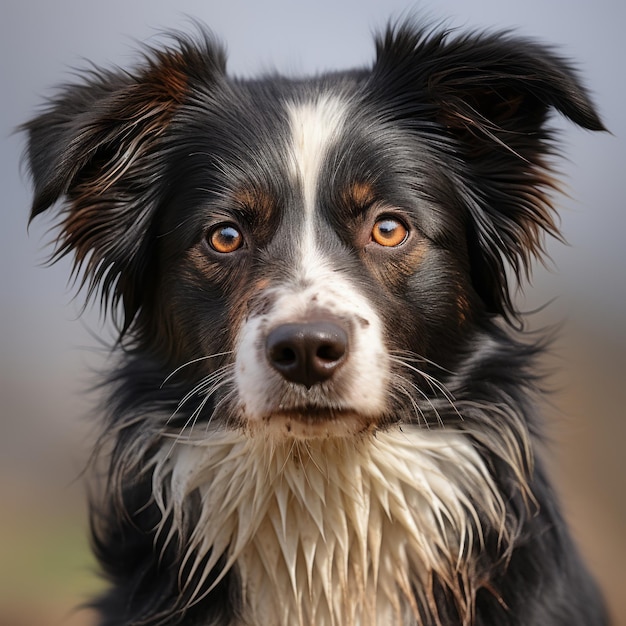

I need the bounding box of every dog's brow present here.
[232,187,276,213]
[342,181,377,209]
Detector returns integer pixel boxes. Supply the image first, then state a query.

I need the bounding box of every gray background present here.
[2,1,625,624]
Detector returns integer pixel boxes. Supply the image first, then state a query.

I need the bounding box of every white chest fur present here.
[152,427,507,625]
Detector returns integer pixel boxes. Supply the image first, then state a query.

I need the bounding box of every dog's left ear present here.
[372,24,605,319]
[24,34,226,332]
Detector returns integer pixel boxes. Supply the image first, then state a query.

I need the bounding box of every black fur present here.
[24,21,608,625]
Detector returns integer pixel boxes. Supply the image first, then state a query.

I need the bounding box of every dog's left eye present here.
[207,223,243,253]
[371,217,408,247]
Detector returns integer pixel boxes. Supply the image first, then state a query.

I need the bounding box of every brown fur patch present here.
[342,181,377,209]
[145,50,190,104]
[233,187,276,215]
[60,50,196,278]
[252,276,271,292]
[388,238,429,283]
[456,292,470,325]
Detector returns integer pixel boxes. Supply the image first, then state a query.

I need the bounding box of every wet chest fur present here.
[153,427,507,625]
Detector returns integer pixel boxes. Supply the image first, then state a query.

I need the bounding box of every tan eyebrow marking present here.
[342,181,377,209]
[232,187,275,213]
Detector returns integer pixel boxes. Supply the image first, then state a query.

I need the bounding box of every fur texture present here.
[24,20,608,626]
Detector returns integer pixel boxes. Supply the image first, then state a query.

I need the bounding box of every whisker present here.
[388,353,464,424]
[397,375,445,427]
[391,380,429,428]
[161,351,235,387]
[167,366,234,424]
[164,364,236,455]
[204,388,238,434]
[390,349,455,376]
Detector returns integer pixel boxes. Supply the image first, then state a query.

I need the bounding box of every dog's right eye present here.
[207,223,243,254]
[371,217,409,248]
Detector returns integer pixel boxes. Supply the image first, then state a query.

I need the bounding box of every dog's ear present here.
[372,24,605,320]
[23,33,226,332]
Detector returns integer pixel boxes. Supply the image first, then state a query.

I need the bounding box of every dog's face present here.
[156,90,477,438]
[24,26,603,441]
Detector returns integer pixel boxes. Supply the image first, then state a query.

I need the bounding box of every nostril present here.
[273,345,297,366]
[316,342,345,363]
[266,321,349,388]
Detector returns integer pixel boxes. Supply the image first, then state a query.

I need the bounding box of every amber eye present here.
[207,223,243,253]
[371,217,408,247]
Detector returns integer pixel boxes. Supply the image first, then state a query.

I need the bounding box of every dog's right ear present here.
[23,32,226,331]
[371,22,605,322]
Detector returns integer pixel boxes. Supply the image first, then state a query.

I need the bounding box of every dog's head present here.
[24,24,603,439]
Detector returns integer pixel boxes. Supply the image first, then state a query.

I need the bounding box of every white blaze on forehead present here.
[286,95,348,273]
[286,94,348,213]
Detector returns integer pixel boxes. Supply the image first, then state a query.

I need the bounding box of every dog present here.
[24,20,608,626]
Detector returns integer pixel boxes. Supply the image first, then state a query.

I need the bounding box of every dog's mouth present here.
[246,406,380,439]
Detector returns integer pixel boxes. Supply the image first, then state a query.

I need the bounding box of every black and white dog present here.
[24,20,608,626]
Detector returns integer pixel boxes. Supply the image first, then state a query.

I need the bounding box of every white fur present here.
[286,96,347,280]
[286,96,347,220]
[153,426,508,626]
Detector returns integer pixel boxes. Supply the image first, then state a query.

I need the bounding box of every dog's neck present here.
[152,426,508,625]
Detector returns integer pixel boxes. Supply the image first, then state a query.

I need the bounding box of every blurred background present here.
[1,0,624,624]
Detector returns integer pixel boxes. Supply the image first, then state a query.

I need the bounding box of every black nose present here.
[266,321,349,388]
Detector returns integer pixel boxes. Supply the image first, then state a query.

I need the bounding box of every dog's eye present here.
[371,217,408,247]
[207,223,243,253]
